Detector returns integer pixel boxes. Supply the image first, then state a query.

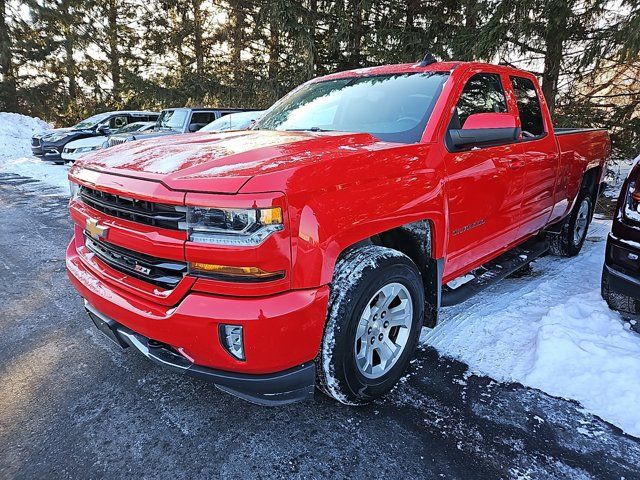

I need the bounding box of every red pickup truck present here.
[67,60,610,405]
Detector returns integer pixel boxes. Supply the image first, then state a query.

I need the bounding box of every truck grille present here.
[32,137,41,146]
[80,186,185,230]
[108,137,128,148]
[84,234,186,289]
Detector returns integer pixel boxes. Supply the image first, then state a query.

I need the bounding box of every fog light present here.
[220,325,245,360]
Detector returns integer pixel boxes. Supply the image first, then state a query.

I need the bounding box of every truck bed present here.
[554,127,608,136]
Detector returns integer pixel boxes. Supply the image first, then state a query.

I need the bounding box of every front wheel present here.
[317,245,424,405]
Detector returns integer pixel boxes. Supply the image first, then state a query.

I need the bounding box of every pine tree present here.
[0,0,18,111]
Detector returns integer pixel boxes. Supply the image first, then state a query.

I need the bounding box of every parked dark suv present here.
[33,111,159,164]
[602,156,640,318]
[106,107,250,148]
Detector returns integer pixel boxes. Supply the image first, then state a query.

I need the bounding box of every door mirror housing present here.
[96,124,110,134]
[448,113,519,150]
[189,123,205,132]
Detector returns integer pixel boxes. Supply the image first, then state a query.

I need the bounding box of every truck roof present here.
[161,107,252,112]
[95,110,160,116]
[312,61,532,83]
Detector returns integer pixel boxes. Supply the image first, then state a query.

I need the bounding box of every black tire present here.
[549,188,592,257]
[601,266,640,316]
[316,245,424,405]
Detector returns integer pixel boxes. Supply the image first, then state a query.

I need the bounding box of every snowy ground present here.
[422,220,640,438]
[0,112,69,192]
[2,111,639,439]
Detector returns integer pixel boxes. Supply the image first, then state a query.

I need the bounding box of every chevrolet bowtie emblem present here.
[86,218,109,240]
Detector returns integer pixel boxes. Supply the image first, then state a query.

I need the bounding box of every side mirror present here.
[96,125,110,134]
[448,113,519,150]
[188,123,204,132]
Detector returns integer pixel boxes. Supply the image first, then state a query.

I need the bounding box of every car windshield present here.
[201,111,264,132]
[255,72,449,143]
[157,110,189,130]
[116,122,151,133]
[72,113,111,130]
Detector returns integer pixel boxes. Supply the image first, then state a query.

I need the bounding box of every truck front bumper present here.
[85,302,316,405]
[66,241,330,405]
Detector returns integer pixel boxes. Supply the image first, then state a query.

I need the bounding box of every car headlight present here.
[185,206,283,246]
[76,146,101,153]
[69,181,81,199]
[46,133,67,142]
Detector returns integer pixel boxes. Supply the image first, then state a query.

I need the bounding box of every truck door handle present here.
[508,160,525,170]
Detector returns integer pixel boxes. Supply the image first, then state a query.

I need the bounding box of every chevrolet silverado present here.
[67,59,610,405]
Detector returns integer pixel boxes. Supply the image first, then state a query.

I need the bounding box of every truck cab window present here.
[510,76,545,137]
[191,112,217,124]
[453,73,508,128]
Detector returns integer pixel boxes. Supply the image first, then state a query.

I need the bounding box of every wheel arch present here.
[582,166,602,220]
[332,219,443,327]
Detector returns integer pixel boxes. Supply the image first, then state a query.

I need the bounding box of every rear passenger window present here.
[510,76,545,137]
[453,73,508,128]
[191,112,216,124]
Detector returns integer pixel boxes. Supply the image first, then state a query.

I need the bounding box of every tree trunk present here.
[405,0,418,29]
[60,1,77,101]
[541,3,570,116]
[461,0,477,61]
[0,0,18,111]
[307,0,319,77]
[191,0,204,102]
[231,2,245,67]
[347,0,365,68]
[268,16,281,100]
[107,0,121,104]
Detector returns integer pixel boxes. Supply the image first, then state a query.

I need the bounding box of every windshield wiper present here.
[284,127,334,132]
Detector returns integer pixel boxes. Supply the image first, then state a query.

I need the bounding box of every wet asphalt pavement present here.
[1,173,639,480]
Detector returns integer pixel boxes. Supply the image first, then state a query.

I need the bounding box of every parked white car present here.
[61,121,156,162]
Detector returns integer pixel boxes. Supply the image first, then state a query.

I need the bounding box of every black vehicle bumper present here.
[31,146,44,156]
[41,150,63,163]
[604,233,640,301]
[84,302,316,406]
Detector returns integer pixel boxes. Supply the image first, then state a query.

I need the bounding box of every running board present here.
[441,237,549,307]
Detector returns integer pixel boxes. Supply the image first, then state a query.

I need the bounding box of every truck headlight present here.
[69,181,80,199]
[185,206,283,246]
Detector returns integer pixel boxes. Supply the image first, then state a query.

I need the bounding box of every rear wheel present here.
[549,189,592,257]
[317,245,424,405]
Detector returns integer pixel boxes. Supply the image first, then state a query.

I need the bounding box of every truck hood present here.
[72,130,389,193]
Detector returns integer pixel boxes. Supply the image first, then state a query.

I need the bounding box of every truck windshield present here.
[157,110,188,130]
[255,72,449,143]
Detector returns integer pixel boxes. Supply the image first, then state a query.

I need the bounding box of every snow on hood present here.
[72,129,386,193]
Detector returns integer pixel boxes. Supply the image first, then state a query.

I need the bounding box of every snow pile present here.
[0,112,50,160]
[422,220,640,438]
[0,112,70,192]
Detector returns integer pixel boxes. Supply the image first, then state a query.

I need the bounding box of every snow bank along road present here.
[0,112,68,192]
[424,219,640,439]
